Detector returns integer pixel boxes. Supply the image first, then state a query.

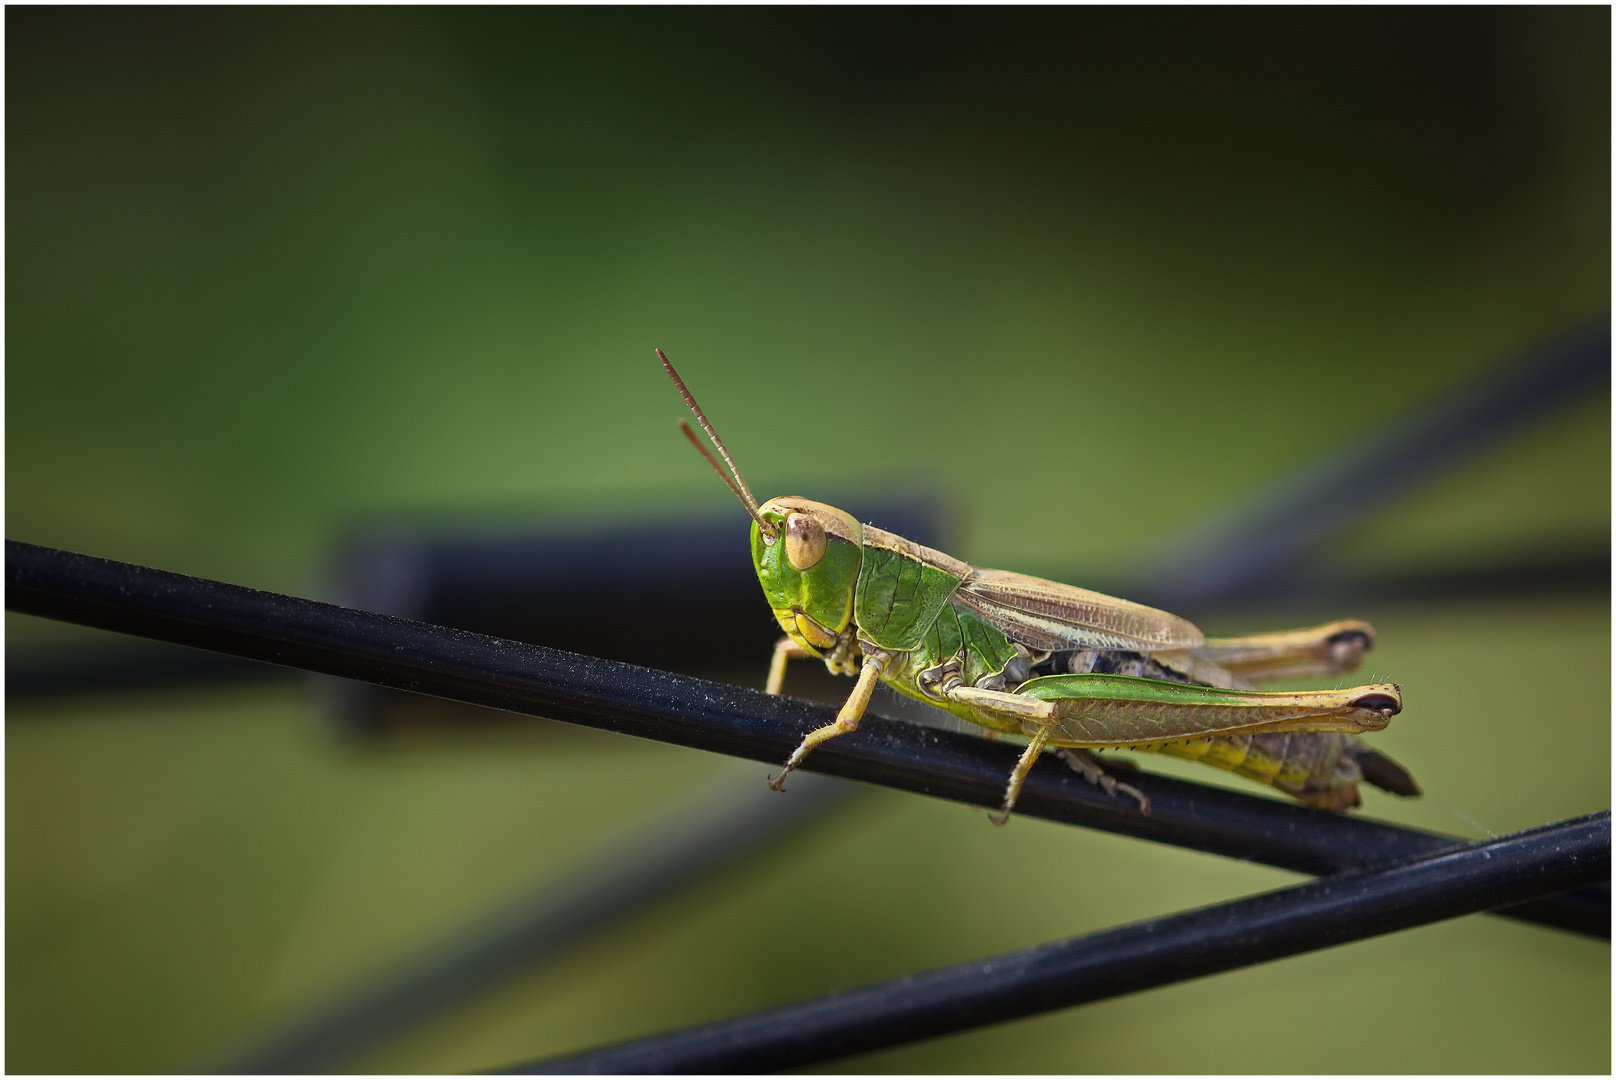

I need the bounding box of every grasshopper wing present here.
[954,568,1206,653]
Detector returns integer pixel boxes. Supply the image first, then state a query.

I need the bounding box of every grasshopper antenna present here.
[657,348,777,539]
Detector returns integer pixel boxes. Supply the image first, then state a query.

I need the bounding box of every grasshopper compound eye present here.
[785,512,827,570]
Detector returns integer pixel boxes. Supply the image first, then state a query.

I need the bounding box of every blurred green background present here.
[6,7,1609,1074]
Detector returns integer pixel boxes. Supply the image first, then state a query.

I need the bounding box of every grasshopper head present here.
[753,498,863,653]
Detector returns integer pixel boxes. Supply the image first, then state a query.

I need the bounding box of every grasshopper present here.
[659,350,1419,823]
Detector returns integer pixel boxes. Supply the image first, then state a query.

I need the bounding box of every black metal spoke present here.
[504,812,1610,1075]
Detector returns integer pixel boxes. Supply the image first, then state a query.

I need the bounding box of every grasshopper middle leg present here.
[769,650,890,791]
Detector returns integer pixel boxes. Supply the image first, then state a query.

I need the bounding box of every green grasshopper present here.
[659,350,1419,823]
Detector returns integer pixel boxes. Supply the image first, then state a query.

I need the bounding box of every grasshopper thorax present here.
[753,498,863,654]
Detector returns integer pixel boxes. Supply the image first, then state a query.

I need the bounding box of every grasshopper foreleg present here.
[766,637,812,696]
[1056,747,1151,815]
[769,649,890,791]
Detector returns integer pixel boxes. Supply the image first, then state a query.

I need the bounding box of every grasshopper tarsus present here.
[1123,785,1152,815]
[1058,747,1152,815]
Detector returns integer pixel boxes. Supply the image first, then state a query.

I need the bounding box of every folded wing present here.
[953,568,1206,653]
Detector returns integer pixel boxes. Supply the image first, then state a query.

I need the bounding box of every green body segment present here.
[920,604,1023,689]
[853,543,966,651]
[882,604,1029,734]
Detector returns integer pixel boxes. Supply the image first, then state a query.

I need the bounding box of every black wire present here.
[7,538,1606,940]
[502,812,1610,1075]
